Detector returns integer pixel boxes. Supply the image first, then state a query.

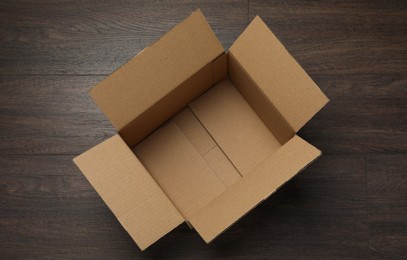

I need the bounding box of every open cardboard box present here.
[74,9,329,250]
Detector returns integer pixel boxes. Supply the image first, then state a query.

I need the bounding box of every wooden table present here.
[1,1,406,259]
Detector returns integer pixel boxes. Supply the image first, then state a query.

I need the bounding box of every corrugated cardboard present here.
[189,79,281,176]
[134,121,227,220]
[189,135,321,242]
[228,53,294,144]
[90,10,224,146]
[172,108,241,187]
[73,9,329,250]
[229,16,329,132]
[73,135,184,250]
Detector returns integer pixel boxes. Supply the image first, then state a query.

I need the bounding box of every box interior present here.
[132,52,288,221]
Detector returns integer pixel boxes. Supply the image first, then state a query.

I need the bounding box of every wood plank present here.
[2,73,404,155]
[0,0,247,75]
[249,0,407,154]
[367,155,407,259]
[207,155,368,259]
[249,0,407,75]
[0,154,368,258]
[0,154,199,259]
[299,74,407,154]
[0,76,115,155]
[0,154,134,258]
[1,0,406,258]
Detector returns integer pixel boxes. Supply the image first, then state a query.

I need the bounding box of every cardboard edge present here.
[196,149,322,244]
[88,8,205,97]
[227,51,295,144]
[116,210,183,251]
[229,15,330,132]
[88,8,224,131]
[118,59,216,147]
[213,52,228,84]
[189,135,321,243]
[73,135,185,250]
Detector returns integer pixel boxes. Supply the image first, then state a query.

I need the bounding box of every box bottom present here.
[134,78,282,220]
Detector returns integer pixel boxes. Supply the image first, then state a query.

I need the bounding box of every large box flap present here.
[189,135,320,243]
[229,16,329,132]
[73,135,184,250]
[90,9,224,130]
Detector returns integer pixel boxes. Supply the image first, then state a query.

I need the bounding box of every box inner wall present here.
[134,78,282,220]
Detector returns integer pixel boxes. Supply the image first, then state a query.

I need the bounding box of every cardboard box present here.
[73,9,329,250]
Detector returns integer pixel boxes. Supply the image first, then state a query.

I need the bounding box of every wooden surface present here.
[0,0,406,259]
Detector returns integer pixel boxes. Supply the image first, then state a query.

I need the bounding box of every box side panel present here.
[189,79,281,175]
[189,135,321,243]
[119,61,213,147]
[213,53,228,84]
[228,52,294,144]
[133,122,228,220]
[90,9,224,131]
[73,135,184,250]
[229,16,329,131]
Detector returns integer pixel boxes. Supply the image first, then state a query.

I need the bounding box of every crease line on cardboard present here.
[89,8,203,97]
[170,121,232,191]
[75,135,185,222]
[130,148,187,222]
[187,105,243,179]
[118,55,224,147]
[173,107,217,155]
[262,149,322,202]
[191,199,265,244]
[188,136,321,243]
[174,106,242,189]
[229,16,329,131]
[228,52,295,144]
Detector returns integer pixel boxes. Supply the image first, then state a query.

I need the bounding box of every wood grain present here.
[1,74,405,155]
[250,0,407,75]
[250,0,407,155]
[0,0,247,75]
[367,155,407,259]
[299,74,407,154]
[0,0,406,258]
[0,76,115,155]
[0,155,368,259]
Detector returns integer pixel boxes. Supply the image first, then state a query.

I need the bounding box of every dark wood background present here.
[1,0,406,259]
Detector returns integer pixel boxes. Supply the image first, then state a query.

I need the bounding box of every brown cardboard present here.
[189,79,281,175]
[90,9,224,146]
[229,16,329,131]
[172,108,241,187]
[203,146,241,188]
[189,135,321,242]
[228,53,294,144]
[73,135,184,250]
[134,121,227,220]
[74,9,329,250]
[172,108,216,156]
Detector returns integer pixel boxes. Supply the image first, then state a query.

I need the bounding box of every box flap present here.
[173,108,241,187]
[134,122,227,220]
[73,135,184,250]
[90,9,224,131]
[189,135,320,243]
[229,16,329,132]
[189,79,281,175]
